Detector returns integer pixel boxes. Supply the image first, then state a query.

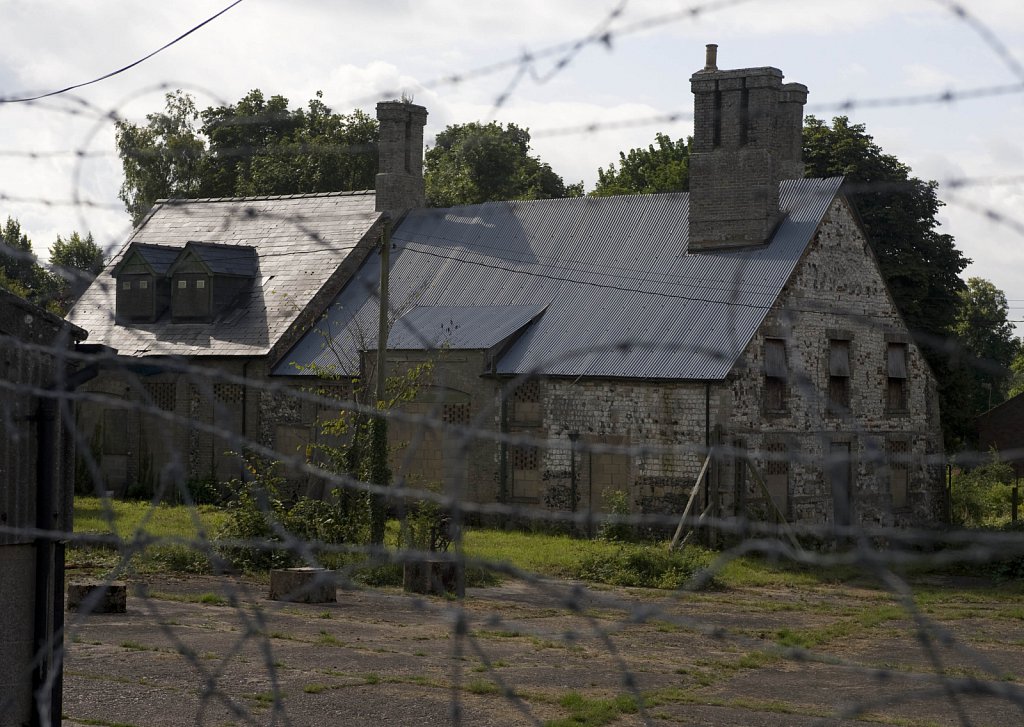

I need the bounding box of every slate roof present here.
[69,192,381,357]
[111,243,179,276]
[275,177,843,380]
[171,241,259,277]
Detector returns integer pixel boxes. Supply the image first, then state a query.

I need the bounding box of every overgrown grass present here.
[70,496,1020,593]
[72,496,228,574]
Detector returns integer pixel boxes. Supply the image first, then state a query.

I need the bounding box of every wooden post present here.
[669,454,711,550]
[375,217,391,407]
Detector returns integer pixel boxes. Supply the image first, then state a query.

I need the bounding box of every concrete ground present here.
[61,574,1024,726]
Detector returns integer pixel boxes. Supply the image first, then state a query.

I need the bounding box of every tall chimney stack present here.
[375,101,428,212]
[687,46,807,251]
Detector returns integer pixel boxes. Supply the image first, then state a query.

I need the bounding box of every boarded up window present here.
[886,344,908,412]
[887,344,908,378]
[764,339,787,377]
[764,339,787,411]
[889,440,910,510]
[828,340,851,410]
[512,379,541,424]
[763,441,788,517]
[510,445,540,499]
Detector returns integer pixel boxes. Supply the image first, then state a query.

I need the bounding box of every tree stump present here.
[268,567,336,603]
[403,559,463,597]
[66,580,127,613]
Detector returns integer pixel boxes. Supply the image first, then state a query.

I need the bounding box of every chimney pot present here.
[704,44,718,71]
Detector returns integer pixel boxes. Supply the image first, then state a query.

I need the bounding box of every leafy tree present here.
[953,277,1022,413]
[0,217,61,311]
[592,132,690,197]
[116,90,379,224]
[424,122,582,207]
[116,91,207,224]
[803,116,969,343]
[1,217,42,292]
[201,90,378,198]
[49,231,105,310]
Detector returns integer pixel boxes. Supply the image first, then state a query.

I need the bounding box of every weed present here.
[318,630,344,647]
[303,683,329,694]
[546,692,639,727]
[119,641,150,651]
[466,678,500,695]
[198,592,228,605]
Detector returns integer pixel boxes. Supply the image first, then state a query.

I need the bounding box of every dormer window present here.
[111,243,177,323]
[167,241,257,323]
[171,271,213,322]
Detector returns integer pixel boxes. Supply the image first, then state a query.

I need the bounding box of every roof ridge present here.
[154,189,375,204]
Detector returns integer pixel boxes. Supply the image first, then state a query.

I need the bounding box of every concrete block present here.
[66,580,127,613]
[268,567,336,603]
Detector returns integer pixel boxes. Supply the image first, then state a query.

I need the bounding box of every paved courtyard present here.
[63,574,1023,726]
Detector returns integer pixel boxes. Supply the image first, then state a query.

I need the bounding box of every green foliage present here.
[201,90,378,198]
[952,277,1022,422]
[1,216,103,314]
[592,132,690,197]
[547,692,638,727]
[424,121,581,207]
[50,231,105,308]
[951,450,1015,527]
[214,458,365,572]
[116,91,207,224]
[116,90,378,224]
[597,489,634,542]
[403,490,452,554]
[576,545,714,590]
[0,216,61,312]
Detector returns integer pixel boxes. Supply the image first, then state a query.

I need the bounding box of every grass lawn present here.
[72,496,229,574]
[71,497,1021,593]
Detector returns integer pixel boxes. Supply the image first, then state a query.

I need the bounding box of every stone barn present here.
[70,48,945,528]
[279,47,945,528]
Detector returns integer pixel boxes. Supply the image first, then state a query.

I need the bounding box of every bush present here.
[952,451,1015,526]
[575,544,716,590]
[597,489,635,542]
[214,459,367,572]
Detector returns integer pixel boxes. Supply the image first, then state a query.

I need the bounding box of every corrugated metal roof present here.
[275,177,842,379]
[387,304,547,350]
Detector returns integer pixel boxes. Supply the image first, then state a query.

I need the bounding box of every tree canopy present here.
[953,277,1021,412]
[0,217,102,313]
[424,122,582,207]
[803,116,969,345]
[116,90,379,224]
[592,132,690,197]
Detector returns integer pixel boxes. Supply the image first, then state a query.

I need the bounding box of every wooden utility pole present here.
[376,217,391,406]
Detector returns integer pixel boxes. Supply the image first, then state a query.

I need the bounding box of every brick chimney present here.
[688,45,807,251]
[375,101,428,212]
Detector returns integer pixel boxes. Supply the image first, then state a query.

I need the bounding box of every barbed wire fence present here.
[3,1,1024,725]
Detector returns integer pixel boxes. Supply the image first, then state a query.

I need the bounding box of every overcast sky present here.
[3,0,1024,319]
